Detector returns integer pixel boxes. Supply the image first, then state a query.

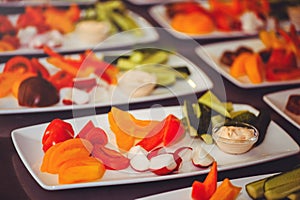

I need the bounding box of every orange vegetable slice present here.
[171,12,215,34]
[244,53,264,84]
[11,72,36,98]
[43,138,93,174]
[108,111,135,152]
[210,178,242,200]
[58,157,105,184]
[109,107,160,139]
[108,107,160,151]
[0,41,15,52]
[204,161,217,198]
[0,72,20,97]
[40,142,63,172]
[230,52,252,78]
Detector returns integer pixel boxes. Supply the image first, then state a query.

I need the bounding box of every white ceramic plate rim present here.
[149,4,258,40]
[263,88,300,129]
[196,38,300,88]
[135,173,278,200]
[0,50,213,114]
[0,11,159,56]
[11,105,299,190]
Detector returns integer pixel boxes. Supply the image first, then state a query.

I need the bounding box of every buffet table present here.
[0,1,299,199]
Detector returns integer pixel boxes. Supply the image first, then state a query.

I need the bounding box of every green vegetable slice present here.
[198,91,231,118]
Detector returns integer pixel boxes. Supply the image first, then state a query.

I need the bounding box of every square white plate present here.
[1,11,158,56]
[136,173,277,200]
[149,4,258,40]
[196,38,300,88]
[263,88,300,129]
[11,105,299,190]
[0,50,212,114]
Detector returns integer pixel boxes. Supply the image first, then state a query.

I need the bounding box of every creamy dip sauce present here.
[215,126,255,140]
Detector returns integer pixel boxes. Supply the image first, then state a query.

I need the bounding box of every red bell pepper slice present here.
[266,67,300,81]
[30,58,50,79]
[191,181,207,200]
[48,70,74,90]
[42,119,75,152]
[3,56,35,74]
[136,114,185,151]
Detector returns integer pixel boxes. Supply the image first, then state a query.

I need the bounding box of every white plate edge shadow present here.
[195,38,300,88]
[11,104,300,190]
[0,50,213,114]
[263,88,300,129]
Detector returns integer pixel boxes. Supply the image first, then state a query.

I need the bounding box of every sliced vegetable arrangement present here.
[40,107,215,184]
[220,24,300,83]
[183,91,271,148]
[191,162,242,200]
[0,0,142,52]
[165,0,269,35]
[0,48,191,108]
[245,166,300,199]
[38,91,273,185]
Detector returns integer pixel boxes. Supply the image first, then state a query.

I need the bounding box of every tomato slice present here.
[48,70,74,90]
[3,56,35,74]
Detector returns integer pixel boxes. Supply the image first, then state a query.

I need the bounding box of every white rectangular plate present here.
[149,4,258,40]
[136,173,277,200]
[11,105,299,190]
[196,38,300,88]
[263,88,300,129]
[0,50,212,114]
[1,11,158,56]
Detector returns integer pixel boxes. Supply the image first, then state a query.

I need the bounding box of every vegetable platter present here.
[0,1,158,56]
[0,48,212,114]
[196,39,300,88]
[11,104,299,190]
[149,1,269,40]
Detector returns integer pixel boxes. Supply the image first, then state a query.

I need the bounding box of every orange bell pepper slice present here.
[210,178,242,200]
[58,156,105,184]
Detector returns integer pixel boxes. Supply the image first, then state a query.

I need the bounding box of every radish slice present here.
[149,153,177,175]
[174,147,193,163]
[147,146,167,160]
[192,146,214,168]
[130,153,150,172]
[127,145,148,160]
[73,77,97,91]
[173,147,193,171]
[61,87,90,105]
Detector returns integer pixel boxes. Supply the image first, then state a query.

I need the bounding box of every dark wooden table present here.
[0,1,299,200]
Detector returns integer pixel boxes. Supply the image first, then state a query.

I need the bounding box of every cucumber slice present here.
[141,51,169,65]
[264,180,300,200]
[138,66,176,86]
[130,51,144,63]
[264,167,300,191]
[245,177,267,199]
[116,58,137,71]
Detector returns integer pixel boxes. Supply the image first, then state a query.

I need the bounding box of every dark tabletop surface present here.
[0,1,299,200]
